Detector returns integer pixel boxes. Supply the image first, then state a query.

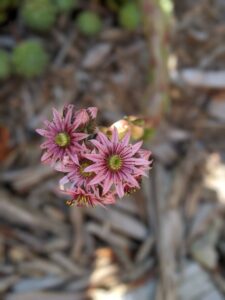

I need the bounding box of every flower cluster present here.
[36,105,152,207]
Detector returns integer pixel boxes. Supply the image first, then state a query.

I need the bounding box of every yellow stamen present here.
[55,132,70,147]
[66,195,91,207]
[66,199,74,206]
[125,187,138,195]
[108,154,122,171]
[77,195,90,207]
[79,162,93,178]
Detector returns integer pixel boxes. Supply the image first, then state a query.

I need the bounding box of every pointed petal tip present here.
[36,128,46,136]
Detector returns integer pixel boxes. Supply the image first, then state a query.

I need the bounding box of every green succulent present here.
[0,12,7,23]
[76,11,102,36]
[21,0,57,31]
[119,2,141,30]
[0,0,18,10]
[0,50,11,80]
[0,0,18,23]
[106,0,127,12]
[55,0,77,13]
[12,40,48,78]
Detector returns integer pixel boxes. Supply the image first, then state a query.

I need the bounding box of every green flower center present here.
[79,162,93,178]
[55,132,70,147]
[108,154,123,171]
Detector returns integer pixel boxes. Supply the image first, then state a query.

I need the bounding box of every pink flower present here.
[64,187,100,207]
[101,191,116,205]
[123,176,142,195]
[84,128,151,198]
[36,107,88,164]
[74,109,89,126]
[36,104,153,207]
[75,107,98,123]
[87,107,98,119]
[64,187,115,207]
[134,148,153,177]
[56,155,95,189]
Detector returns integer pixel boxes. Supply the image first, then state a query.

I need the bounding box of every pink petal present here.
[138,149,152,160]
[121,131,131,146]
[91,140,108,153]
[84,164,104,173]
[102,193,116,204]
[133,158,150,165]
[112,127,119,144]
[133,168,148,176]
[131,141,143,155]
[103,175,113,195]
[43,120,52,127]
[52,108,63,131]
[97,132,111,146]
[69,144,83,153]
[72,132,88,141]
[90,172,106,185]
[115,182,124,198]
[36,128,49,137]
[125,173,139,187]
[87,107,98,119]
[41,151,52,163]
[84,153,102,162]
[65,150,79,165]
[59,176,69,186]
[55,163,69,172]
[65,107,73,125]
[40,141,53,149]
[75,109,89,126]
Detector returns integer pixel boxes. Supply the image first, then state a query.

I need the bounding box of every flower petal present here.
[36,128,50,137]
[112,127,119,144]
[90,172,106,185]
[121,131,131,146]
[91,140,108,153]
[84,153,102,162]
[65,107,73,125]
[87,107,98,119]
[84,164,104,173]
[52,108,63,131]
[115,181,124,198]
[103,174,113,195]
[73,133,88,141]
[131,141,143,155]
[97,132,111,147]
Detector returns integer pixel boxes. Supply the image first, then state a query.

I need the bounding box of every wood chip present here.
[5,292,85,300]
[0,275,19,293]
[208,100,225,122]
[83,44,112,69]
[179,69,225,89]
[121,259,154,282]
[0,166,55,192]
[69,207,84,261]
[50,252,87,276]
[169,145,205,207]
[178,262,224,300]
[86,222,133,249]
[17,259,64,276]
[135,235,155,263]
[12,276,71,293]
[85,207,148,240]
[0,190,68,235]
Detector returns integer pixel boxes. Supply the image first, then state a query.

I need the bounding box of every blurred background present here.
[0,0,225,299]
